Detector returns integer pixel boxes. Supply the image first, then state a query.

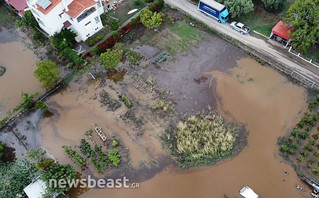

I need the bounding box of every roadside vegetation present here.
[34,60,61,89]
[163,111,239,169]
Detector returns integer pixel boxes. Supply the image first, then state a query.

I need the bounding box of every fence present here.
[288,46,319,68]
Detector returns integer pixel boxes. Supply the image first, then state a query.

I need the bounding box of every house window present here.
[59,12,64,18]
[37,18,45,26]
[85,21,91,26]
[94,16,100,24]
[97,2,101,8]
[77,7,96,23]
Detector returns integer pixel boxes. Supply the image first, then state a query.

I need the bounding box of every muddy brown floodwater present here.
[0,28,41,119]
[79,58,310,198]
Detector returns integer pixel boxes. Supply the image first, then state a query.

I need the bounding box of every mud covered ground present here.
[0,8,313,198]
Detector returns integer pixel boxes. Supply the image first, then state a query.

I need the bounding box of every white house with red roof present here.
[26,0,104,41]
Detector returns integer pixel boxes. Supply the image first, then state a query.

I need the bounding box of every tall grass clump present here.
[163,112,238,169]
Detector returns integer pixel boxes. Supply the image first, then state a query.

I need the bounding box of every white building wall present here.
[72,6,103,41]
[27,0,103,41]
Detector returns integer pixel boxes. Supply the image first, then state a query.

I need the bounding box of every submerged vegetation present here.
[163,111,239,169]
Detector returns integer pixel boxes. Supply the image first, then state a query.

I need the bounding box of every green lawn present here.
[234,0,295,37]
[136,20,203,55]
[101,0,146,29]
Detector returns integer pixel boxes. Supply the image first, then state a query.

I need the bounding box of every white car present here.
[230,21,250,35]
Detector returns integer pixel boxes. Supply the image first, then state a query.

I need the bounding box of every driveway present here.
[165,0,319,86]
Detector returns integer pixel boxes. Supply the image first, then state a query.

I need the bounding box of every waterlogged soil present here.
[0,27,41,119]
[80,58,310,198]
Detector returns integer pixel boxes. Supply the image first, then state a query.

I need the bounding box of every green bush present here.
[130,16,140,27]
[13,92,39,112]
[0,116,9,126]
[112,140,119,147]
[85,33,104,47]
[134,0,141,5]
[51,28,76,51]
[113,31,120,39]
[140,8,164,28]
[62,48,84,65]
[35,100,48,111]
[92,46,103,55]
[111,20,120,30]
[128,50,142,65]
[100,49,123,69]
[261,0,283,12]
[119,95,133,108]
[108,149,121,167]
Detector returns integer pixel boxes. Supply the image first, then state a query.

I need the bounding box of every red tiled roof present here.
[66,0,96,18]
[36,0,62,15]
[272,20,294,40]
[5,0,28,16]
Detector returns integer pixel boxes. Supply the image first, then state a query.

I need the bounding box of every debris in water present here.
[194,76,208,84]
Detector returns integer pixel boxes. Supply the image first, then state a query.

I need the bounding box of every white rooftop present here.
[199,0,225,11]
[240,186,259,198]
[24,179,47,198]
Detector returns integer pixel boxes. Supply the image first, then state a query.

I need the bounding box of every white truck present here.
[230,21,250,35]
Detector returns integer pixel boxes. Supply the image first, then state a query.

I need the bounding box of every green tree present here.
[13,92,39,112]
[140,9,164,28]
[42,163,77,194]
[51,28,77,51]
[261,0,283,12]
[34,60,61,89]
[223,0,254,18]
[100,49,123,69]
[284,0,319,53]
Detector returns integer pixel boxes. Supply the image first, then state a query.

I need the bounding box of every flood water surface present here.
[79,58,309,198]
[0,28,41,118]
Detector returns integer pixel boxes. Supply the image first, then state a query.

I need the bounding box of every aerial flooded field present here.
[0,5,314,198]
[32,18,311,197]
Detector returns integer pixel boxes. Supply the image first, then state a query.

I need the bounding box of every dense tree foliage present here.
[140,8,164,28]
[51,28,77,51]
[42,163,77,194]
[219,0,254,18]
[13,92,39,112]
[100,49,123,69]
[0,149,45,198]
[261,0,283,12]
[22,11,38,28]
[284,0,319,53]
[34,60,61,89]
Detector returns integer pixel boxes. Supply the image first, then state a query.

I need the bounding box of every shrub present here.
[35,100,48,111]
[22,11,38,28]
[130,16,140,27]
[113,31,120,39]
[100,49,123,69]
[51,28,76,51]
[13,92,39,112]
[92,46,102,55]
[154,0,165,9]
[134,0,141,5]
[0,116,9,126]
[111,20,120,30]
[85,33,104,47]
[62,48,84,65]
[128,50,142,65]
[112,140,119,147]
[108,149,120,167]
[119,95,133,108]
[140,9,164,28]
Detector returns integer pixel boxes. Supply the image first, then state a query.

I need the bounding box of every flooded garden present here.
[0,6,315,198]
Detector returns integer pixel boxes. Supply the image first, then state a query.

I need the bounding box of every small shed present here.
[4,0,29,17]
[24,179,47,198]
[269,21,294,46]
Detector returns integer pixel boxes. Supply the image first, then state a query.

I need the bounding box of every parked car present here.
[230,21,250,35]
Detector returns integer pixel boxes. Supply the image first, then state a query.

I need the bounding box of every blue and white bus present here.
[198,0,229,23]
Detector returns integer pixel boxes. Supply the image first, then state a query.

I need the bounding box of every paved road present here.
[165,0,319,86]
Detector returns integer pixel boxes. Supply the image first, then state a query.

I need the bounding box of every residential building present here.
[5,0,29,17]
[26,0,104,41]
